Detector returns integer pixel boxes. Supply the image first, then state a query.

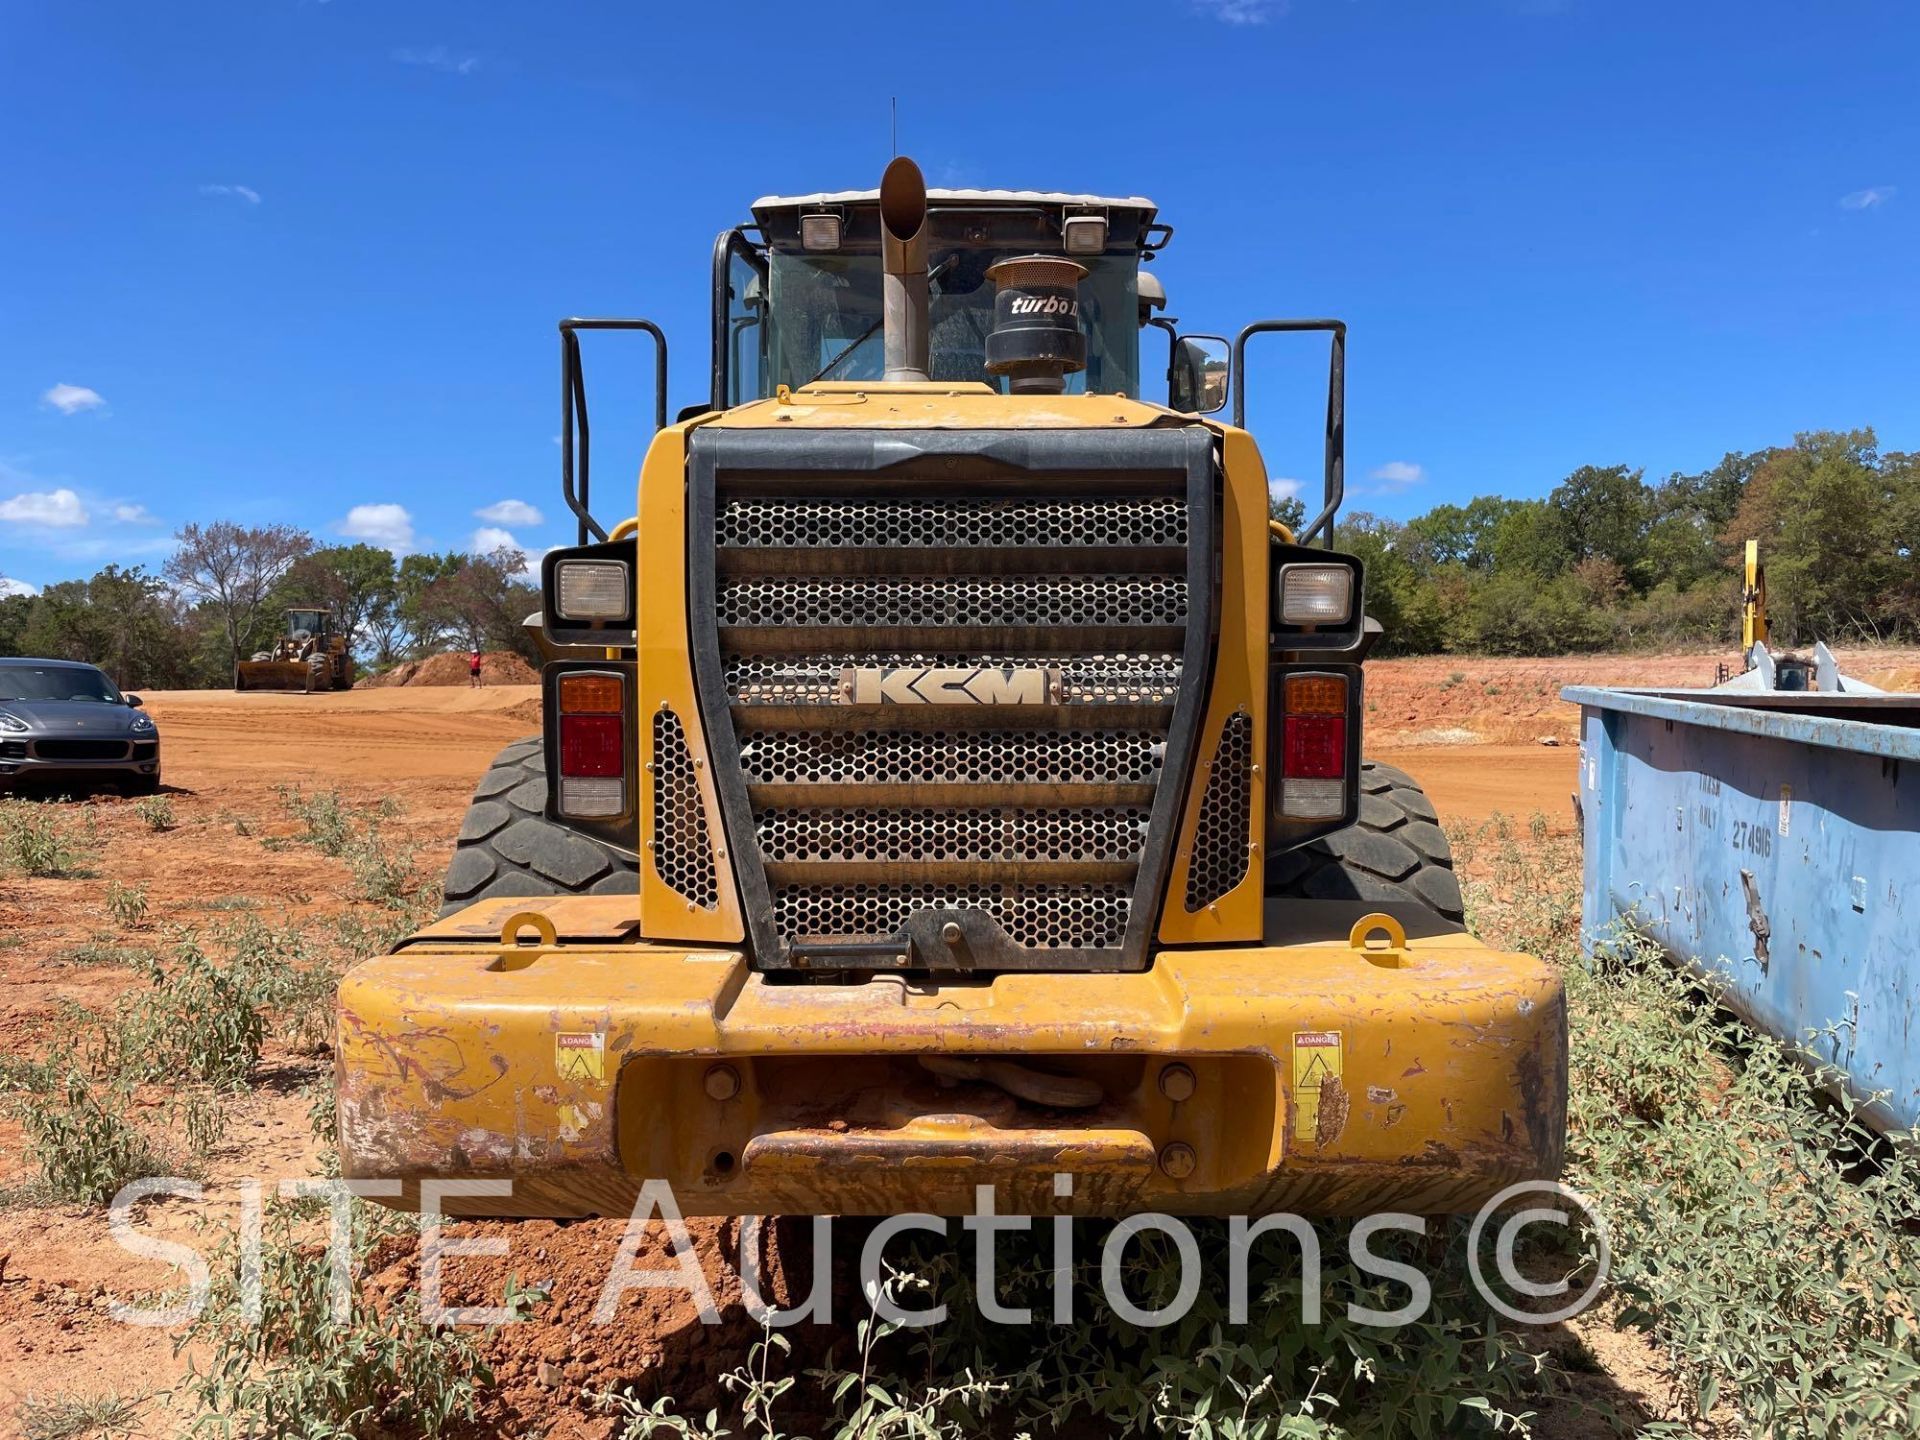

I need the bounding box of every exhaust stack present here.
[879,156,930,383]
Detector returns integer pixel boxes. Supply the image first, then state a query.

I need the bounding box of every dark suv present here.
[0,658,161,794]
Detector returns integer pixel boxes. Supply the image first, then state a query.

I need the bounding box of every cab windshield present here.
[764,248,1140,398]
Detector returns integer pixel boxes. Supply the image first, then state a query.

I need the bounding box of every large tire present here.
[1266,760,1465,923]
[440,736,639,917]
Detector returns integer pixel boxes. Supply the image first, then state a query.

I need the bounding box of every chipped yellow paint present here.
[336,897,1566,1219]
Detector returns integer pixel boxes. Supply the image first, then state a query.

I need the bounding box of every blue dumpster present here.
[1564,684,1920,1137]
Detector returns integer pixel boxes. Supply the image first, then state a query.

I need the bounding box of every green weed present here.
[346,824,418,903]
[17,1389,145,1440]
[0,799,92,876]
[15,1068,166,1206]
[275,783,353,856]
[106,881,149,928]
[215,914,340,1053]
[180,1199,497,1438]
[113,938,265,1087]
[133,794,176,832]
[53,940,152,969]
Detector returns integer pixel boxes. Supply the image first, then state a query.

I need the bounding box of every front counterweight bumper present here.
[336,899,1565,1217]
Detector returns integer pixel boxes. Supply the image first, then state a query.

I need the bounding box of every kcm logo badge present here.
[837,665,1062,706]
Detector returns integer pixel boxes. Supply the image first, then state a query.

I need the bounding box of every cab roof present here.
[750,188,1158,223]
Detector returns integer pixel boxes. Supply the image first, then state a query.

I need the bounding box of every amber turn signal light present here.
[1283,673,1347,716]
[559,673,624,714]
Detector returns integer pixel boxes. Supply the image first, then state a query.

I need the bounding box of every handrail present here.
[1232,319,1345,546]
[559,318,668,545]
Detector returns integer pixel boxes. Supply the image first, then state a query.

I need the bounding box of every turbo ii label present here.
[837,665,1061,705]
[1007,294,1079,318]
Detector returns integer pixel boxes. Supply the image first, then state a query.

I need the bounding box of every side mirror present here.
[125,695,143,708]
[1170,335,1231,415]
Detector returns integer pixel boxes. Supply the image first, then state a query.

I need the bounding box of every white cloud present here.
[1269,477,1304,502]
[339,502,415,551]
[41,383,105,415]
[470,525,521,555]
[0,576,39,598]
[470,527,547,580]
[1839,186,1895,211]
[199,183,262,205]
[0,487,89,527]
[1368,460,1426,492]
[112,502,156,525]
[393,45,480,75]
[475,498,543,527]
[1193,0,1282,22]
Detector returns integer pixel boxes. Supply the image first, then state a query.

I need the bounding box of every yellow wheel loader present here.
[336,160,1565,1219]
[235,608,355,692]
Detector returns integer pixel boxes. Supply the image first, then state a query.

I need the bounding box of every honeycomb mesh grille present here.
[651,707,717,910]
[700,469,1205,964]
[717,575,1186,630]
[1186,712,1254,911]
[739,728,1164,787]
[755,806,1149,865]
[775,884,1132,950]
[718,497,1187,550]
[726,654,1182,708]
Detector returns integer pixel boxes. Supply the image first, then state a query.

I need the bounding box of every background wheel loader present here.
[234,607,355,692]
[336,158,1566,1220]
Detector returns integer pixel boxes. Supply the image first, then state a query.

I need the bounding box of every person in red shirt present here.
[468,650,483,689]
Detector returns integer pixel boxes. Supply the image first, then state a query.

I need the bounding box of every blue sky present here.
[2,0,1914,595]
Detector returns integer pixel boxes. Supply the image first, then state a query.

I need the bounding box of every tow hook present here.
[918,1055,1104,1109]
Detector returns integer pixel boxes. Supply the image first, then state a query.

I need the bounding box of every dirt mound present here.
[358,659,421,688]
[368,1217,855,1437]
[358,651,537,689]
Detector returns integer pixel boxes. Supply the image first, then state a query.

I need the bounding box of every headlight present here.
[130,712,155,733]
[555,560,631,621]
[0,711,26,732]
[1277,564,1354,626]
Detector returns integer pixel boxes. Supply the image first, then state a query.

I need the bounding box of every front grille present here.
[772,883,1133,951]
[739,728,1165,789]
[725,654,1183,708]
[32,739,131,761]
[719,496,1188,551]
[717,575,1188,630]
[689,428,1216,972]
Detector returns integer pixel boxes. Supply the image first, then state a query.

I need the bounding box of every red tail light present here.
[560,713,623,777]
[1282,714,1346,779]
[1276,670,1353,822]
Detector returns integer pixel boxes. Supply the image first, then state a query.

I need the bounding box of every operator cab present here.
[716,190,1172,406]
[285,608,329,639]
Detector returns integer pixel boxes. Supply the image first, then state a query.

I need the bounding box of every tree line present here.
[3,427,1913,686]
[0,523,540,690]
[1272,428,1918,656]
